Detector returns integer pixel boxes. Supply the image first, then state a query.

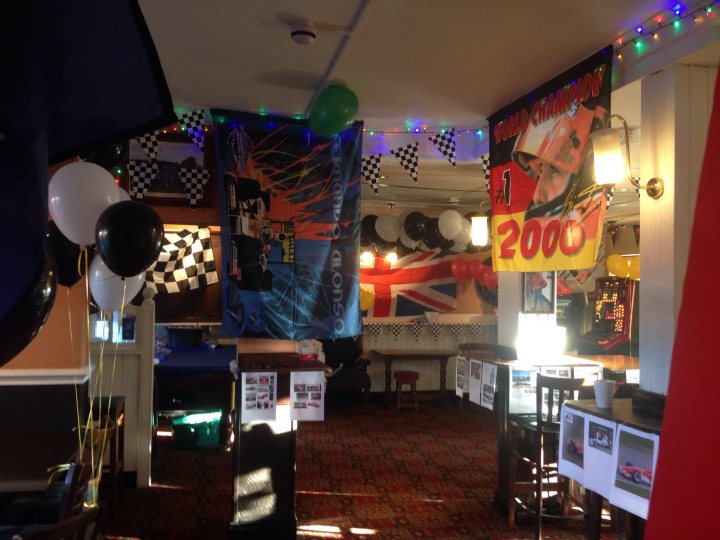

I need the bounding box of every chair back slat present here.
[535,375,584,427]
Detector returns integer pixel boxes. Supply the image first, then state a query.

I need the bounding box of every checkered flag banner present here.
[179,166,210,207]
[127,160,158,199]
[177,109,208,151]
[366,323,384,341]
[410,322,424,341]
[428,129,456,167]
[390,142,419,182]
[389,323,404,341]
[480,153,490,192]
[605,185,616,206]
[135,131,160,161]
[361,154,382,193]
[428,323,443,342]
[448,323,464,342]
[146,228,219,294]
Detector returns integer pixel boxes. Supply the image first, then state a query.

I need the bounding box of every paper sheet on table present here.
[240,371,277,423]
[468,359,483,405]
[559,405,585,484]
[455,355,468,398]
[290,371,325,421]
[609,425,659,519]
[582,414,617,498]
[480,361,497,410]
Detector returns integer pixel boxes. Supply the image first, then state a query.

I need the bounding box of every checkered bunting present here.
[468,323,486,341]
[179,166,210,207]
[389,323,404,341]
[390,142,419,182]
[146,228,218,294]
[428,129,456,167]
[362,154,382,193]
[127,160,159,199]
[448,323,464,342]
[177,109,207,151]
[366,323,384,341]
[135,131,160,161]
[428,323,443,342]
[605,186,616,206]
[410,322,424,341]
[480,153,490,192]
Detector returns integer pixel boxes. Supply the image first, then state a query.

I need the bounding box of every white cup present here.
[594,379,615,408]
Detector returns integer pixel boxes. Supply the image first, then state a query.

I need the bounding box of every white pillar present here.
[497,272,523,350]
[639,64,716,393]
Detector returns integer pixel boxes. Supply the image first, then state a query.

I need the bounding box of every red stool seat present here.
[393,370,420,411]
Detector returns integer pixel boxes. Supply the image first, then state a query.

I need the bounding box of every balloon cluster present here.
[450,257,499,291]
[606,254,640,281]
[361,209,483,256]
[48,162,164,311]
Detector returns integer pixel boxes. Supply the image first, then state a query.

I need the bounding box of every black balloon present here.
[424,218,444,249]
[95,201,164,278]
[79,142,126,172]
[403,212,428,241]
[47,220,91,287]
[361,215,380,244]
[0,245,57,367]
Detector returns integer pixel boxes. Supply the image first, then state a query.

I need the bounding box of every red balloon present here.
[451,259,469,280]
[470,259,485,281]
[484,268,499,290]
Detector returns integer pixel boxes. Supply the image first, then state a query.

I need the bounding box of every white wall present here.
[640,64,716,393]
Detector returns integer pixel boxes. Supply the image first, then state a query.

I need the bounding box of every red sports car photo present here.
[566,438,584,456]
[618,462,652,487]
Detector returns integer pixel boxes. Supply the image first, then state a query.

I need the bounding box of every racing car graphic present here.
[566,438,584,456]
[617,462,652,487]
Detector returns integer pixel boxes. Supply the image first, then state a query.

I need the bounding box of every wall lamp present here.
[590,114,664,199]
[471,215,489,246]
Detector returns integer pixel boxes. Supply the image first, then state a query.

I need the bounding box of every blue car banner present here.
[212,110,363,339]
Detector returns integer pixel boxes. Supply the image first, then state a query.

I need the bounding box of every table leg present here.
[586,489,603,540]
[439,358,448,404]
[384,358,392,408]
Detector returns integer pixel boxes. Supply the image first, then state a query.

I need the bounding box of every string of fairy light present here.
[361,127,486,139]
[615,1,717,61]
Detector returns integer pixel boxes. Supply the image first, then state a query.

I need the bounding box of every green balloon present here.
[308,85,359,137]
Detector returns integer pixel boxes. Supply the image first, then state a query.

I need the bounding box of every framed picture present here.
[125,132,216,207]
[523,271,556,314]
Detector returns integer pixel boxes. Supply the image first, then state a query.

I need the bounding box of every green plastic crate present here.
[171,411,221,448]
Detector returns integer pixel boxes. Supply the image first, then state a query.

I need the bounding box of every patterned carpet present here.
[100,397,617,539]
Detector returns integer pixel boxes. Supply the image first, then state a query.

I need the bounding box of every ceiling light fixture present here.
[471,216,489,246]
[590,114,664,199]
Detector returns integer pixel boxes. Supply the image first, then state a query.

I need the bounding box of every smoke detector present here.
[449,197,461,205]
[291,21,316,45]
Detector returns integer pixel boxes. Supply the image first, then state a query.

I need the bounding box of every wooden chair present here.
[321,336,371,405]
[507,374,585,539]
[15,506,99,540]
[393,370,419,411]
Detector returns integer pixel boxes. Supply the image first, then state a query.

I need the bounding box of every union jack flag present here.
[360,250,457,317]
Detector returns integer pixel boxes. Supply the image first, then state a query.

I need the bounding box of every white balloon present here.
[438,209,464,240]
[375,214,401,243]
[49,162,126,246]
[399,228,418,249]
[89,257,144,312]
[117,186,131,202]
[450,219,472,252]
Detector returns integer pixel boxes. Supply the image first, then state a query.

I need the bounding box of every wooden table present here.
[0,432,77,493]
[564,399,662,540]
[576,354,639,381]
[370,349,457,407]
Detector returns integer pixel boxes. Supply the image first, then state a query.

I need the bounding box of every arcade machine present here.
[578,277,638,356]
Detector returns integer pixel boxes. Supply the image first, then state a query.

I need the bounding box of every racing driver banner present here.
[488,47,613,272]
[212,109,363,340]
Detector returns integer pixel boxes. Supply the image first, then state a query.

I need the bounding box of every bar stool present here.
[393,370,419,411]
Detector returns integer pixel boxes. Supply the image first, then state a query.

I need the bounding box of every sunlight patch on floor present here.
[298,524,378,538]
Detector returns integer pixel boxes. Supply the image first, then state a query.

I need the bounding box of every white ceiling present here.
[139,0,720,220]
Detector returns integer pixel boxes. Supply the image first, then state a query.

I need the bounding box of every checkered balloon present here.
[179,166,210,207]
[390,142,419,182]
[362,154,382,193]
[146,228,218,294]
[428,129,456,167]
[135,131,159,161]
[177,109,208,151]
[127,160,159,199]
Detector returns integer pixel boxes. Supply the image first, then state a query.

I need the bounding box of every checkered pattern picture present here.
[362,154,382,193]
[135,131,160,161]
[179,166,210,207]
[127,160,159,199]
[177,109,207,151]
[146,228,219,294]
[428,129,456,167]
[480,153,490,192]
[390,142,419,182]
